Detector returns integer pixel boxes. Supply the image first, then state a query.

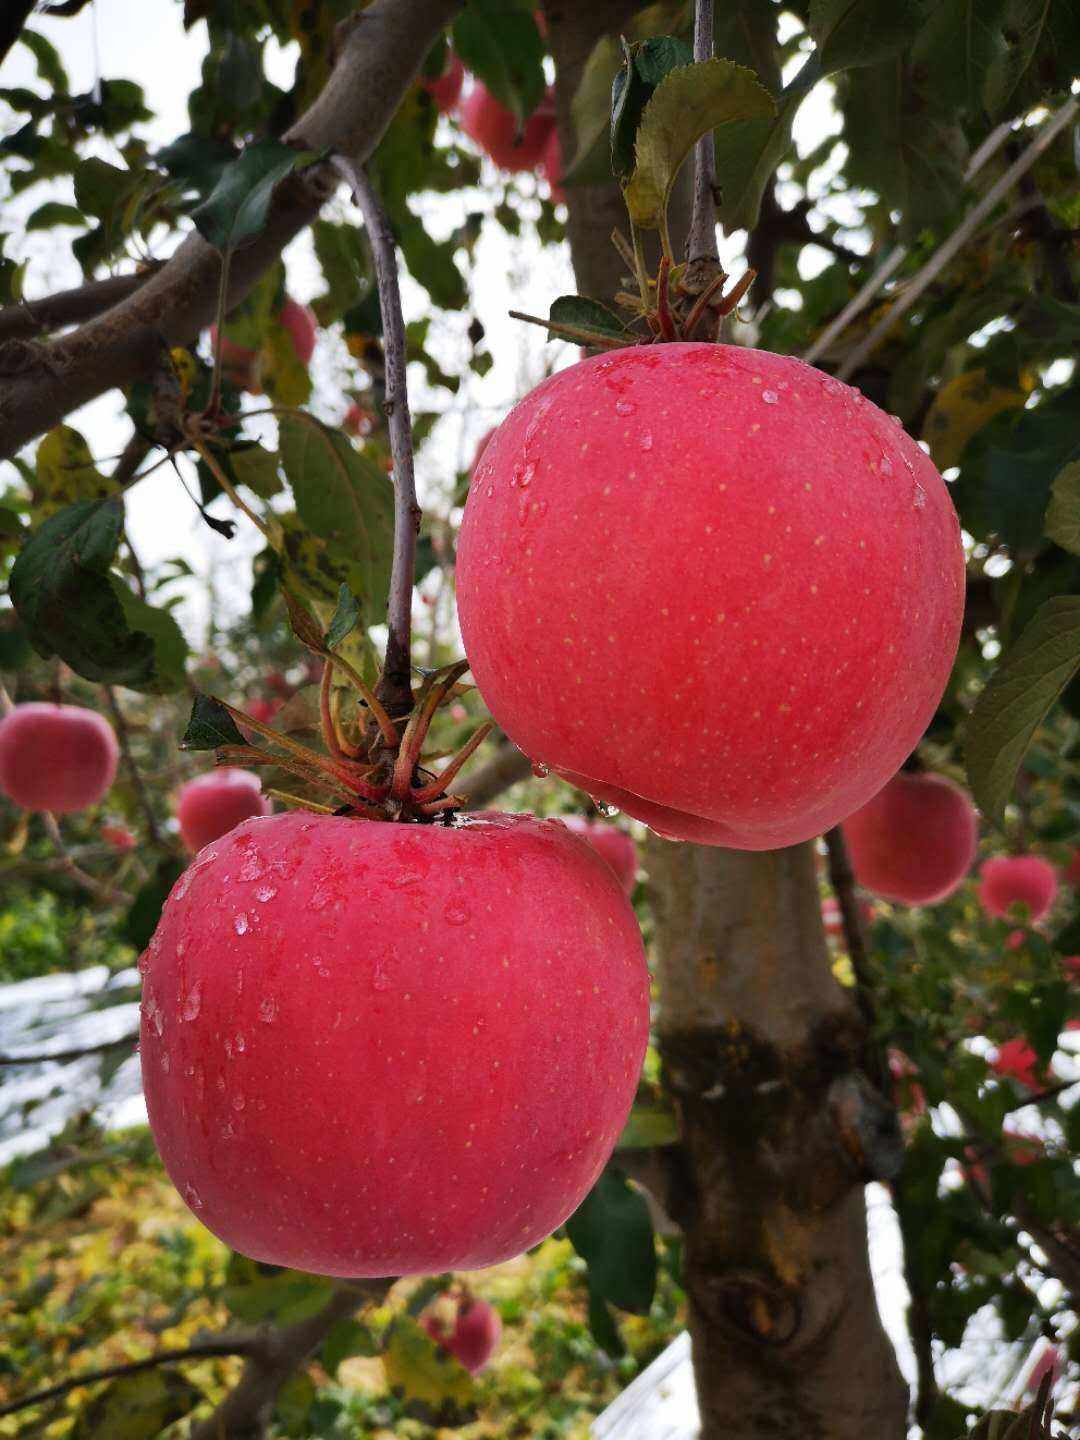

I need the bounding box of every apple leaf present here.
[965,596,1080,828]
[547,295,627,343]
[68,1368,201,1440]
[223,1254,334,1324]
[1044,460,1080,556]
[713,57,819,233]
[586,1286,626,1357]
[452,0,545,126]
[325,583,362,650]
[623,58,777,230]
[611,36,694,184]
[382,1316,477,1422]
[9,498,165,687]
[192,138,320,252]
[617,1103,679,1149]
[107,577,189,694]
[809,0,927,73]
[282,587,329,655]
[565,1167,657,1314]
[180,694,246,752]
[321,1318,378,1375]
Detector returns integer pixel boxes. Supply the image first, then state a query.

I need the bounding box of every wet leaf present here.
[325,583,361,650]
[565,1167,657,1314]
[192,138,319,252]
[180,694,246,752]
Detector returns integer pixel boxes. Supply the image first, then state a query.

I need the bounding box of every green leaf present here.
[586,1284,626,1357]
[565,1167,657,1314]
[9,499,159,686]
[283,586,330,655]
[72,156,135,221]
[1044,460,1080,556]
[274,1372,317,1438]
[382,1316,477,1422]
[321,1318,378,1375]
[312,218,370,324]
[69,1370,201,1440]
[611,37,695,184]
[25,200,85,231]
[228,443,281,500]
[396,210,467,311]
[617,1104,680,1149]
[180,694,246,752]
[32,424,116,519]
[452,1,545,125]
[714,57,819,233]
[909,0,1011,112]
[810,0,928,73]
[108,578,189,694]
[547,295,627,342]
[19,29,69,91]
[223,1255,335,1324]
[192,138,319,252]
[984,0,1080,117]
[155,130,236,200]
[325,583,361,650]
[278,417,394,627]
[624,58,777,230]
[125,860,186,950]
[965,596,1080,827]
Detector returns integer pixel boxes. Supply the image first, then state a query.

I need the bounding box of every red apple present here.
[102,823,136,853]
[175,769,271,853]
[0,703,118,813]
[978,855,1058,922]
[540,127,565,204]
[140,810,649,1277]
[421,1295,501,1373]
[209,330,257,388]
[887,1047,927,1119]
[1062,956,1080,981]
[244,697,282,726]
[562,816,637,893]
[841,772,977,905]
[460,83,555,172]
[279,298,317,366]
[423,52,465,114]
[990,1038,1044,1090]
[469,427,496,483]
[456,345,965,849]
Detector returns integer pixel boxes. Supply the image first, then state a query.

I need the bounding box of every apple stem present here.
[320,660,346,760]
[687,0,719,266]
[332,155,420,724]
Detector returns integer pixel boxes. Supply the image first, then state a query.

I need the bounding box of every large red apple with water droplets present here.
[843,771,977,904]
[175,768,270,853]
[0,703,118,813]
[139,810,649,1277]
[456,344,966,849]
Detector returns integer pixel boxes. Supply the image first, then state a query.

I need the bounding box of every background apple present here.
[175,768,271,853]
[978,855,1058,922]
[842,772,977,904]
[562,816,636,893]
[460,83,555,171]
[421,1294,502,1373]
[0,703,118,813]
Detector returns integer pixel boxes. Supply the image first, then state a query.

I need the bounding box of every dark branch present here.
[0,0,36,71]
[103,686,166,846]
[687,0,718,264]
[0,0,465,460]
[461,738,534,809]
[0,269,160,343]
[332,158,419,721]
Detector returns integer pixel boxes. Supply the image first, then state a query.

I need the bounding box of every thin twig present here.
[103,687,165,846]
[836,98,1078,380]
[801,246,907,365]
[332,155,420,721]
[0,1338,257,1418]
[687,0,718,264]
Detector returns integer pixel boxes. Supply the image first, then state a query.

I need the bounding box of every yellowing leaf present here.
[169,347,197,400]
[33,425,116,519]
[381,1316,476,1422]
[260,320,313,407]
[623,59,776,231]
[921,368,1027,470]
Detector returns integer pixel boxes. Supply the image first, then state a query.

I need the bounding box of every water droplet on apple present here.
[259,996,278,1024]
[615,399,635,416]
[235,1033,246,1052]
[160,1052,170,1073]
[255,885,276,903]
[519,464,534,487]
[912,483,927,510]
[180,981,202,1023]
[595,801,620,818]
[822,378,843,396]
[639,432,653,451]
[234,913,249,936]
[531,761,550,777]
[761,389,779,405]
[183,1183,203,1210]
[232,1092,246,1112]
[444,899,471,926]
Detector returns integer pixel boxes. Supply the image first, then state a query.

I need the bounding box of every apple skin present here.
[139,810,649,1277]
[460,83,555,172]
[422,1296,502,1373]
[279,298,317,366]
[540,127,565,203]
[210,297,316,388]
[423,52,465,114]
[469,427,496,483]
[175,769,271,853]
[842,772,977,905]
[990,1037,1043,1089]
[978,855,1058,921]
[561,817,636,894]
[0,703,119,813]
[456,344,966,850]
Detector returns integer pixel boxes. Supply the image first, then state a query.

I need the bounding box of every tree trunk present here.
[645,840,908,1438]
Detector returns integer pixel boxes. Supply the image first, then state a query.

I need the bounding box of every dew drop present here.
[180,981,202,1023]
[486,485,494,498]
[615,399,635,416]
[259,995,278,1024]
[639,432,653,451]
[444,899,471,926]
[160,1052,170,1073]
[822,378,843,396]
[372,961,390,992]
[137,951,151,976]
[232,1092,246,1112]
[761,389,779,405]
[531,761,550,778]
[519,463,534,487]
[183,1183,204,1211]
[255,885,277,903]
[595,801,620,818]
[235,1033,246,1052]
[234,913,249,936]
[880,456,893,476]
[913,483,927,510]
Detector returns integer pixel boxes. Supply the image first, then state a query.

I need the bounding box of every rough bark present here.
[0,0,463,460]
[645,839,908,1439]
